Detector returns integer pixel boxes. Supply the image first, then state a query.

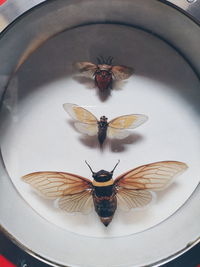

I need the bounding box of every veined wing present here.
[109,114,148,129]
[107,114,148,139]
[107,127,130,140]
[112,65,134,80]
[22,171,93,214]
[114,161,188,191]
[22,171,93,199]
[63,103,98,124]
[116,188,153,211]
[57,191,93,214]
[74,122,98,136]
[75,61,97,78]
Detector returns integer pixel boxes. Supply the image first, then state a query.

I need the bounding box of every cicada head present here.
[100,115,108,122]
[98,116,108,128]
[93,170,113,182]
[85,160,120,182]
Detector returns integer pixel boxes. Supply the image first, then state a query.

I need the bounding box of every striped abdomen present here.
[93,185,117,226]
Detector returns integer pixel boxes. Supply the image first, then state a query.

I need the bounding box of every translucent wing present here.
[117,188,153,211]
[57,191,93,214]
[74,122,98,136]
[112,65,134,80]
[107,115,148,139]
[115,161,188,191]
[75,61,97,78]
[107,127,130,140]
[109,114,148,129]
[22,171,93,199]
[63,103,98,124]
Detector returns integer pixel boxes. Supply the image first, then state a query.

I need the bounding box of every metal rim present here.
[1,224,199,267]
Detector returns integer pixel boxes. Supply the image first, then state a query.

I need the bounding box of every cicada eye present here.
[100,116,108,122]
[95,69,101,74]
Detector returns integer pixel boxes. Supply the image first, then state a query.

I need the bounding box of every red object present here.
[0,0,7,6]
[0,255,16,267]
[95,70,113,91]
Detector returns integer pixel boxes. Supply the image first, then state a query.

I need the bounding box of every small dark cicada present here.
[22,161,187,227]
[63,103,148,145]
[75,56,134,91]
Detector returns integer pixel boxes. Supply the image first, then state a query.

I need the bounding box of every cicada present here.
[63,103,148,145]
[22,160,187,227]
[75,56,133,91]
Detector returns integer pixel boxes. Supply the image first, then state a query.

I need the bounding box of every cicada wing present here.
[75,61,97,78]
[116,188,153,211]
[22,171,93,199]
[57,191,93,214]
[109,114,148,129]
[74,122,98,136]
[107,127,130,140]
[63,103,98,124]
[112,65,134,80]
[114,161,188,191]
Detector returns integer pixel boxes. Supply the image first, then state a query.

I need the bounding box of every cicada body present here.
[22,161,188,227]
[75,56,134,91]
[90,164,119,226]
[63,103,148,145]
[97,116,108,145]
[94,64,113,91]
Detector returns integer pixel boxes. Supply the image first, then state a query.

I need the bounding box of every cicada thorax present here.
[97,116,108,145]
[94,64,113,91]
[92,169,117,226]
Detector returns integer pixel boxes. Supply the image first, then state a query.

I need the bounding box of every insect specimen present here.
[75,56,134,91]
[63,103,148,145]
[22,160,187,227]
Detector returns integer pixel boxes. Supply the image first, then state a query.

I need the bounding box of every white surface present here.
[1,24,200,238]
